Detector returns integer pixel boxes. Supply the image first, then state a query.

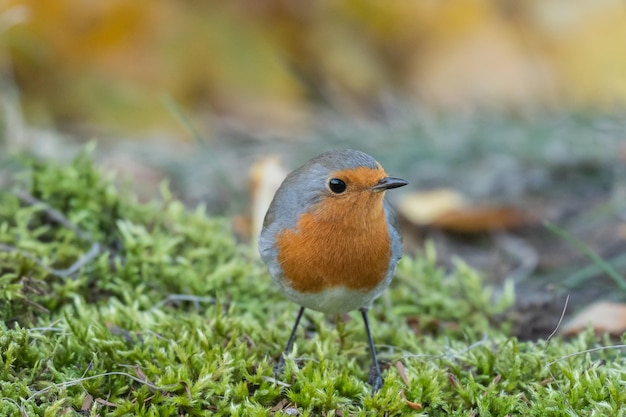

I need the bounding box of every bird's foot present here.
[273,355,286,376]
[368,363,384,394]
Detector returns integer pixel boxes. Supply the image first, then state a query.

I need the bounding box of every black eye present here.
[328,178,347,194]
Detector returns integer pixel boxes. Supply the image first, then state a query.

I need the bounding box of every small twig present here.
[547,345,626,366]
[261,375,291,388]
[12,190,94,242]
[0,397,23,417]
[0,242,100,279]
[5,191,102,278]
[545,294,569,345]
[543,295,574,414]
[28,327,64,333]
[289,356,319,364]
[49,242,100,277]
[151,294,216,311]
[399,335,491,362]
[24,371,178,404]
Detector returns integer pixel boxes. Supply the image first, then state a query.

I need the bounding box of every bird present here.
[258,149,408,394]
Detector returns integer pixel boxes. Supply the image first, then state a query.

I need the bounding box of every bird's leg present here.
[360,307,383,394]
[274,306,305,375]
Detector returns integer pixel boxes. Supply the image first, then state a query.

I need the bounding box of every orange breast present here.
[275,192,391,293]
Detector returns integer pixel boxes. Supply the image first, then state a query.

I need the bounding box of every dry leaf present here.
[431,206,529,233]
[397,189,466,225]
[398,189,528,233]
[134,365,148,381]
[270,398,288,413]
[81,394,94,411]
[180,381,193,401]
[561,301,626,336]
[95,398,117,407]
[249,155,288,248]
[405,400,423,411]
[400,389,423,411]
[395,361,410,387]
[447,373,460,389]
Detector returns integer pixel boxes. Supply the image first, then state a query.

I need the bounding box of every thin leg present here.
[361,307,383,394]
[274,306,305,375]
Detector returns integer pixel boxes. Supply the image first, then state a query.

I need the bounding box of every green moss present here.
[0,149,624,416]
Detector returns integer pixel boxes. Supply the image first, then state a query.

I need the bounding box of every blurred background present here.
[3,1,626,134]
[1,0,626,338]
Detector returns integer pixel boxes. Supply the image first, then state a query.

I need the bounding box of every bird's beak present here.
[371,176,408,191]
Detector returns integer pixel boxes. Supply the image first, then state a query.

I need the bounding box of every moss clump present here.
[0,149,624,416]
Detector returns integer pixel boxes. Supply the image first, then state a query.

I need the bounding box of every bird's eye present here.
[328,178,347,194]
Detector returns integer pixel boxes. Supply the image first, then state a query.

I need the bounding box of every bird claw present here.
[273,356,286,376]
[368,364,384,394]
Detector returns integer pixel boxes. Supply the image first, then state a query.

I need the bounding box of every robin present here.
[258,149,408,394]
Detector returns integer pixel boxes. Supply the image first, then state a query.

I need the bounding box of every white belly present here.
[280,285,380,315]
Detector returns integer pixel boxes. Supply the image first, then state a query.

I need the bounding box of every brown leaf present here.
[249,155,288,246]
[395,361,410,387]
[180,381,193,401]
[81,394,94,411]
[397,189,466,225]
[432,206,529,233]
[133,366,158,392]
[490,374,502,386]
[405,400,423,411]
[399,389,422,411]
[447,373,460,389]
[95,398,117,407]
[134,365,148,381]
[539,377,553,386]
[561,301,626,336]
[271,398,288,413]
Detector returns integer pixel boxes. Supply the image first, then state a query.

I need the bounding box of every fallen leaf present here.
[400,389,423,411]
[539,377,553,386]
[447,373,460,389]
[561,301,626,336]
[490,374,502,386]
[405,400,423,411]
[397,189,530,232]
[397,189,466,225]
[271,398,288,413]
[81,394,93,411]
[95,398,117,407]
[395,361,410,387]
[249,155,288,248]
[432,206,529,233]
[180,381,193,401]
[134,365,148,381]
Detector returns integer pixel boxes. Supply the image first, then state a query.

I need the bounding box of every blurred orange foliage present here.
[2,0,626,134]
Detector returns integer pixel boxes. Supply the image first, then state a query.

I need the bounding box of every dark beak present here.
[372,176,408,191]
